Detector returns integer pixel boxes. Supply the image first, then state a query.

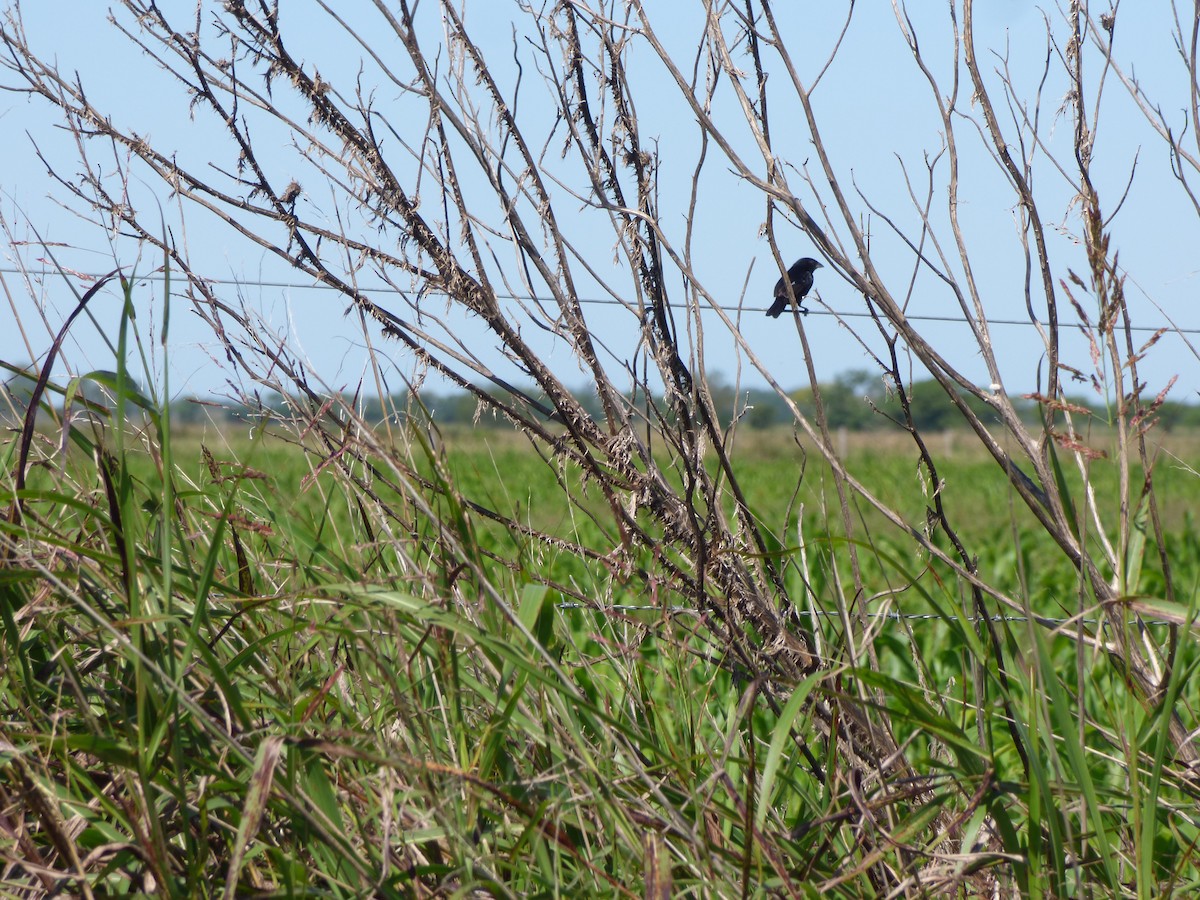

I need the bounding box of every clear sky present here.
[1,2,1196,407]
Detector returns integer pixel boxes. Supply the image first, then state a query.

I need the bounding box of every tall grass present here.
[4,270,1200,896]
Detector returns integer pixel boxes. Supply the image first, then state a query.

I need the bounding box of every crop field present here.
[6,410,1200,897]
[187,423,1200,615]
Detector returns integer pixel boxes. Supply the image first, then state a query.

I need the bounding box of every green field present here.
[5,414,1200,896]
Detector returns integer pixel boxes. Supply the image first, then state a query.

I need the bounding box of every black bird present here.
[766,257,823,318]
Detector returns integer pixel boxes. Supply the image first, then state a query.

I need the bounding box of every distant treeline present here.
[340,369,1200,434]
[5,367,1198,431]
[210,370,1200,432]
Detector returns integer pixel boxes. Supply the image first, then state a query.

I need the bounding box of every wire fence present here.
[4,266,1195,336]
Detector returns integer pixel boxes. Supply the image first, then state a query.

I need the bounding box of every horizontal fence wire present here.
[4,267,1194,335]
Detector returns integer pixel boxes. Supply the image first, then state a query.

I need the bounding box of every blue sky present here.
[1,2,1196,406]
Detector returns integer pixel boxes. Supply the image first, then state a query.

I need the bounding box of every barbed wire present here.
[4,266,1194,336]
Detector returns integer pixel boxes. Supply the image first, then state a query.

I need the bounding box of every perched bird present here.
[766,257,823,318]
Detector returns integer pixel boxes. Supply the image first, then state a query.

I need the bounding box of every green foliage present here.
[5,283,1200,894]
[6,398,1200,893]
[32,365,1191,436]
